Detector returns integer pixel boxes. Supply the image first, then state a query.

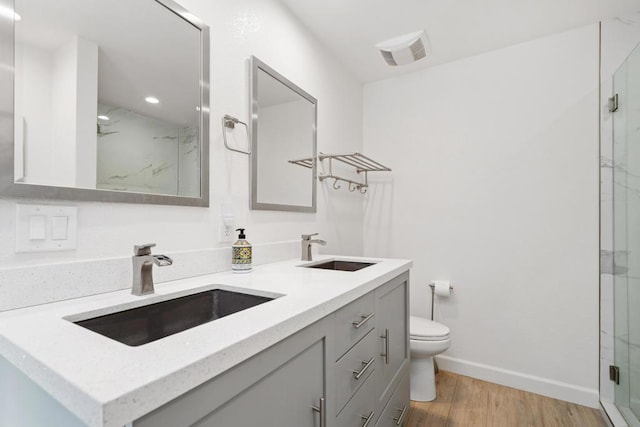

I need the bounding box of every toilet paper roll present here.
[434,280,452,297]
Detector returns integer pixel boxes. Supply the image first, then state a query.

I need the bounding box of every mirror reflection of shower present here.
[96,104,200,197]
[12,0,202,197]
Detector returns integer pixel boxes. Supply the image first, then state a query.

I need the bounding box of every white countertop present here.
[0,255,411,427]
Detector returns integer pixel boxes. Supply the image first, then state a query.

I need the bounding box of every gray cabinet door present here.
[196,339,324,427]
[134,317,332,427]
[375,273,409,409]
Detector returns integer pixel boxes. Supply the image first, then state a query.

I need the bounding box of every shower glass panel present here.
[613,41,640,425]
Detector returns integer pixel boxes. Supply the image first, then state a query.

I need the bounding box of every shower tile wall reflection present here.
[96,104,199,197]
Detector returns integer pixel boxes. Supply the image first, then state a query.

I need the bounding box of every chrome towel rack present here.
[222,114,251,155]
[288,157,314,169]
[318,152,391,194]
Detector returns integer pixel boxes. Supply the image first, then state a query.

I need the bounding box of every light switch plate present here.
[16,204,78,252]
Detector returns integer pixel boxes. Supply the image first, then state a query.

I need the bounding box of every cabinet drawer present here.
[376,372,409,427]
[335,292,375,359]
[336,329,377,413]
[336,373,376,427]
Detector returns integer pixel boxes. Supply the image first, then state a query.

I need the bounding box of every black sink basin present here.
[304,260,374,272]
[74,289,274,346]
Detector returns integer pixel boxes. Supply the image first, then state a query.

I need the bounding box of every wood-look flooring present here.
[406,371,606,427]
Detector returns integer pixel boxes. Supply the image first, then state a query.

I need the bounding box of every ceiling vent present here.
[375,30,430,66]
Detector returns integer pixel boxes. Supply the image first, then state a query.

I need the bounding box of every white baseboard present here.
[436,355,600,408]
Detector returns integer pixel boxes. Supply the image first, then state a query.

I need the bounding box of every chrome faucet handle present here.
[301,234,326,261]
[134,243,156,256]
[153,255,173,267]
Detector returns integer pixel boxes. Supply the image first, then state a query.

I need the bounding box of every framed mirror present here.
[250,56,317,213]
[0,0,210,206]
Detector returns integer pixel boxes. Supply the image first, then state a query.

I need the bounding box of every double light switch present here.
[16,204,78,252]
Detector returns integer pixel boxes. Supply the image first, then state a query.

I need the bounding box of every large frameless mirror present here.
[250,56,317,212]
[0,0,209,206]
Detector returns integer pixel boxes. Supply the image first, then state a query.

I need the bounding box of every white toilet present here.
[409,315,451,402]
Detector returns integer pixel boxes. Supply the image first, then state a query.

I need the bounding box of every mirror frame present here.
[249,56,317,213]
[0,0,210,206]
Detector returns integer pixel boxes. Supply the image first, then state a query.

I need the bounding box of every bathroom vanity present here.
[0,256,411,427]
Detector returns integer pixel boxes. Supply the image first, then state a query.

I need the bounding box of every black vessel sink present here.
[304,260,375,272]
[74,289,274,346]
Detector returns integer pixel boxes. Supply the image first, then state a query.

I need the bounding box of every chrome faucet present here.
[132,243,173,296]
[301,233,327,261]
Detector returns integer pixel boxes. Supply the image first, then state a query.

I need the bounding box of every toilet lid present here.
[410,316,450,341]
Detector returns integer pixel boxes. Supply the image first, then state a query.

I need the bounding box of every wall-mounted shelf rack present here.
[317,152,391,194]
[288,157,314,169]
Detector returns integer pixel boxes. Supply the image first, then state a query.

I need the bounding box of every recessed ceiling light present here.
[98,115,109,120]
[145,96,160,104]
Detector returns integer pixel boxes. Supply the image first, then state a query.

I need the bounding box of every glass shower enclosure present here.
[613,40,640,426]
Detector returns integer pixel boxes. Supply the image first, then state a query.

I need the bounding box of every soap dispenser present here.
[232,228,252,273]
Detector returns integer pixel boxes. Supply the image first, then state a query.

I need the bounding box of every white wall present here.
[74,37,98,189]
[190,0,364,255]
[14,42,53,184]
[0,0,363,282]
[51,38,79,187]
[363,24,600,406]
[16,36,99,189]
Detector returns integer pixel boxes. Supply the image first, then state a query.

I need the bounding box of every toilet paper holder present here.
[428,282,453,321]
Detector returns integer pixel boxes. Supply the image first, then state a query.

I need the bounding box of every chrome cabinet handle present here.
[312,397,326,427]
[352,357,375,380]
[361,411,375,427]
[380,328,390,365]
[352,312,374,329]
[393,405,407,426]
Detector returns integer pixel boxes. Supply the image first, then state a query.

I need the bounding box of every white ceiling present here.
[281,0,640,82]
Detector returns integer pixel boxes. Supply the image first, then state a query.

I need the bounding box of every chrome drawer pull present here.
[361,411,375,427]
[312,397,326,427]
[352,357,375,380]
[352,312,374,329]
[380,328,390,365]
[393,405,407,426]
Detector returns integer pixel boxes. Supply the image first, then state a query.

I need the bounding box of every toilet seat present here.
[410,316,450,341]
